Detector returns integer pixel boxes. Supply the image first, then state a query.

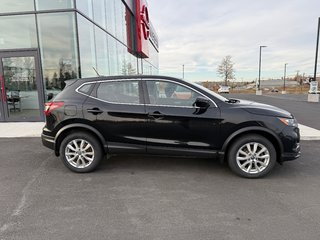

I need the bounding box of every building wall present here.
[0,0,159,100]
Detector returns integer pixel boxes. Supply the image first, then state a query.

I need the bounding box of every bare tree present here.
[217,55,235,85]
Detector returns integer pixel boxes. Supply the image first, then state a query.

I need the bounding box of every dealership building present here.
[0,0,159,122]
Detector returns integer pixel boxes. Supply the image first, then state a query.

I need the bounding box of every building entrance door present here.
[0,50,44,122]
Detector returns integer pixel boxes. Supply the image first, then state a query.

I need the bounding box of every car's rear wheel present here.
[60,132,103,173]
[228,134,277,178]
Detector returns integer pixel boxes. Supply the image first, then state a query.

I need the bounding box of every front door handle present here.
[148,111,165,119]
[87,108,103,115]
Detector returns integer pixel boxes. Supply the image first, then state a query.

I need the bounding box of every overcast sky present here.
[147,0,320,82]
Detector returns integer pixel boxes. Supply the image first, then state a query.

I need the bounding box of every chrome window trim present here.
[75,78,218,108]
[145,79,218,108]
[75,79,144,106]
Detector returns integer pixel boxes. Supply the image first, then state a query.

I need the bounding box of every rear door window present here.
[96,80,140,104]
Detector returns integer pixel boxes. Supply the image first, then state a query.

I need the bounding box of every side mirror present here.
[193,97,210,115]
[193,96,210,109]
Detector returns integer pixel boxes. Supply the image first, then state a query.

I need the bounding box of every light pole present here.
[313,17,320,83]
[282,63,288,94]
[308,17,320,102]
[182,64,185,79]
[257,45,267,95]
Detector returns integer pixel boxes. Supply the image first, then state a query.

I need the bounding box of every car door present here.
[144,79,221,157]
[83,79,147,154]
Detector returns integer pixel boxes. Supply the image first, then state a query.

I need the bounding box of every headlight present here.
[278,117,298,127]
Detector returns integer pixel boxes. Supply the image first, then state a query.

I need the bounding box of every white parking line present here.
[299,124,320,141]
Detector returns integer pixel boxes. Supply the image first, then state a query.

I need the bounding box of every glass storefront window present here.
[92,0,106,29]
[37,12,79,94]
[94,27,109,76]
[77,14,97,78]
[36,0,74,11]
[0,15,37,50]
[76,0,93,19]
[118,42,137,75]
[127,52,138,75]
[114,0,127,44]
[0,0,34,13]
[105,0,116,37]
[108,35,118,75]
[2,56,42,121]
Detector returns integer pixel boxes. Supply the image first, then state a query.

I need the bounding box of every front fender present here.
[221,126,284,154]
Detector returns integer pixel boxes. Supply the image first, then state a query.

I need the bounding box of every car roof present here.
[74,75,184,83]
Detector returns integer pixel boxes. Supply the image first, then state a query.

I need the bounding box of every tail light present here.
[44,102,64,116]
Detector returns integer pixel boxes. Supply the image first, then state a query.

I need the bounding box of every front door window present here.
[146,80,201,107]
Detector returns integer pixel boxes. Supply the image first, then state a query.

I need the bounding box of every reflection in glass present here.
[0,15,37,50]
[77,14,97,78]
[118,42,137,75]
[105,0,116,36]
[36,0,74,10]
[37,12,79,97]
[0,0,34,13]
[108,35,118,75]
[95,27,109,76]
[76,0,93,18]
[114,0,127,44]
[2,56,41,121]
[92,0,106,29]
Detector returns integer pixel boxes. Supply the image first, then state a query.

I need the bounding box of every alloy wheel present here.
[236,142,270,174]
[65,139,95,169]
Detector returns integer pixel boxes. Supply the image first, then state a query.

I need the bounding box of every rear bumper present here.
[41,133,55,150]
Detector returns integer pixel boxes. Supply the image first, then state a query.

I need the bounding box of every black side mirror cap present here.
[193,96,210,109]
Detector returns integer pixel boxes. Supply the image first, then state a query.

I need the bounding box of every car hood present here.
[235,99,293,118]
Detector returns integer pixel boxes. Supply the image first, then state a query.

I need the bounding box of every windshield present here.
[190,82,228,102]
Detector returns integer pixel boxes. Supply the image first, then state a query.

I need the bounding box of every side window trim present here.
[144,79,217,108]
[76,79,144,106]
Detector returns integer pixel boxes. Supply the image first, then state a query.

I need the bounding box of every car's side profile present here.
[42,75,300,178]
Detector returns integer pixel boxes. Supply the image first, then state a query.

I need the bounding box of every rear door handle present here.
[87,108,103,115]
[148,111,165,119]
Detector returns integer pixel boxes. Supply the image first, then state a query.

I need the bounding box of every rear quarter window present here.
[78,83,94,94]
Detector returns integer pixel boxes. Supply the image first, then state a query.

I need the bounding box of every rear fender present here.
[54,123,107,156]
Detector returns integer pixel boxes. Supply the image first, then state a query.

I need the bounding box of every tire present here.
[227,134,277,178]
[59,131,103,173]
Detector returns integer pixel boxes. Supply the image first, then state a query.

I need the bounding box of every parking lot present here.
[1,138,320,240]
[1,94,320,240]
[228,93,320,129]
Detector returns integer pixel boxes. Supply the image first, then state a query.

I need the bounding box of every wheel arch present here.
[221,127,283,163]
[54,123,107,156]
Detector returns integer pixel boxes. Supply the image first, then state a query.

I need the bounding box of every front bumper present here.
[281,142,301,161]
[280,126,301,162]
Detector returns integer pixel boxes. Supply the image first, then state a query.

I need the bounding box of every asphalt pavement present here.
[1,138,320,240]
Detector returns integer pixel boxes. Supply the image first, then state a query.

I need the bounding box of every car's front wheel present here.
[60,132,103,173]
[228,134,277,178]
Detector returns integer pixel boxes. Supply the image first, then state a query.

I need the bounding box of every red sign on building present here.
[135,0,150,58]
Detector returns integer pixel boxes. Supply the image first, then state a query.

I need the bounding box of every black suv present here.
[42,75,300,178]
